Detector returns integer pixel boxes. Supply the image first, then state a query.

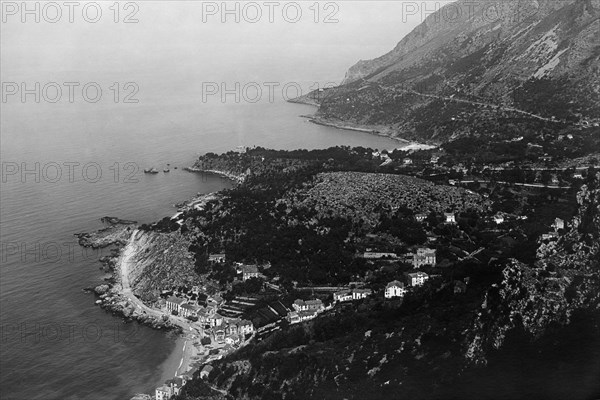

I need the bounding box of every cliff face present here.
[125,230,198,302]
[313,0,600,142]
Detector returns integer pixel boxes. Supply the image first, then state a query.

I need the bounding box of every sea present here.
[0,97,403,400]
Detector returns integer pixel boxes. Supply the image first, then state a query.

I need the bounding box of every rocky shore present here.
[184,166,245,184]
[75,216,137,248]
[80,222,182,333]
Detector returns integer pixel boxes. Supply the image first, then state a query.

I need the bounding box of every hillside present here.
[299,0,600,143]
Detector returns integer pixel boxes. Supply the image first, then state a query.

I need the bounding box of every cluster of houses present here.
[205,317,255,344]
[385,271,430,298]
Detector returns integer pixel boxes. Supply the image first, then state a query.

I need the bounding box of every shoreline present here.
[114,231,201,398]
[184,167,245,184]
[300,114,437,151]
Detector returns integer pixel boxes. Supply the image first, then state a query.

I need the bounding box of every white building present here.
[407,272,429,287]
[553,218,565,231]
[166,296,186,313]
[385,281,407,298]
[444,213,456,224]
[493,214,505,224]
[412,248,436,268]
[155,385,172,400]
[415,213,427,222]
[208,253,226,263]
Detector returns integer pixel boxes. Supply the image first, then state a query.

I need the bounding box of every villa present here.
[199,365,214,379]
[411,248,436,268]
[166,296,187,314]
[208,253,226,263]
[155,385,172,400]
[333,288,372,302]
[385,281,407,298]
[406,271,429,287]
[444,213,456,224]
[239,264,261,281]
[179,303,199,319]
[293,299,324,313]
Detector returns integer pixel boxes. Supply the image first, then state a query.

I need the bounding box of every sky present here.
[1,1,454,87]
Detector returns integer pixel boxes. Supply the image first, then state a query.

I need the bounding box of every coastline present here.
[184,167,245,184]
[299,114,437,151]
[114,231,202,398]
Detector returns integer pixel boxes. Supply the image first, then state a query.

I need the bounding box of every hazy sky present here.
[1,1,453,86]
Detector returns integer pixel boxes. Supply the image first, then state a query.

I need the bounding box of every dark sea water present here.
[0,99,402,400]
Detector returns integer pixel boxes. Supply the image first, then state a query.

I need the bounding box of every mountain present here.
[298,0,600,143]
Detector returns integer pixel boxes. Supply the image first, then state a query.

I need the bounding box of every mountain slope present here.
[304,0,600,143]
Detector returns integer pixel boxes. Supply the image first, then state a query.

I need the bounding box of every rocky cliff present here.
[308,0,600,142]
[466,172,600,364]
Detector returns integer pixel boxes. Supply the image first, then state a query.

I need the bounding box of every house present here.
[164,377,184,396]
[352,288,372,300]
[430,155,440,164]
[403,158,413,165]
[292,299,324,313]
[415,213,427,222]
[211,328,226,342]
[239,264,261,281]
[179,303,199,319]
[200,365,214,379]
[207,314,224,327]
[287,311,301,324]
[166,296,187,313]
[155,385,173,400]
[363,251,397,259]
[551,175,560,185]
[288,309,318,324]
[493,214,505,224]
[406,271,429,287]
[444,213,456,224]
[226,319,254,336]
[412,248,436,268]
[553,218,565,231]
[573,172,584,179]
[208,253,226,263]
[385,281,407,298]
[333,290,353,302]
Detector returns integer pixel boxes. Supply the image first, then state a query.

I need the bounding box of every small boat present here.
[144,168,159,174]
[174,166,178,169]
[163,168,170,173]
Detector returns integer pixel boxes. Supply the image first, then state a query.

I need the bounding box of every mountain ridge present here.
[299,0,600,143]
